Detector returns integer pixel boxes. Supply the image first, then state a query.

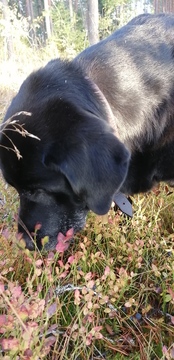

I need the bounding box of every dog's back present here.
[74,13,174,149]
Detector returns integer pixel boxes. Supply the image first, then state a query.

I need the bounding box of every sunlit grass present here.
[0,173,174,359]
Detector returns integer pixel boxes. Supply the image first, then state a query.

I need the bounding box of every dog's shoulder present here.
[74,13,174,149]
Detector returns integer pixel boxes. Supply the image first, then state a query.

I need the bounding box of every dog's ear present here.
[43,115,130,215]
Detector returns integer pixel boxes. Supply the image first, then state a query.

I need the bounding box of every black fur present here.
[1,13,174,250]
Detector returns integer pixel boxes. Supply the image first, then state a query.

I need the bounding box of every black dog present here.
[1,13,174,250]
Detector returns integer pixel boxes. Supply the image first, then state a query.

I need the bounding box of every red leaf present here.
[35,259,43,267]
[0,315,14,333]
[66,228,74,238]
[74,289,81,305]
[56,228,74,253]
[47,302,57,318]
[68,255,75,264]
[168,288,174,300]
[105,323,114,335]
[2,228,10,239]
[104,266,110,277]
[59,270,68,278]
[170,346,174,358]
[47,252,55,260]
[1,337,19,351]
[11,286,22,299]
[57,260,64,267]
[0,283,4,293]
[18,305,29,320]
[56,238,70,253]
[35,223,42,231]
[44,335,56,347]
[0,314,7,327]
[24,349,33,357]
[86,333,92,346]
[42,336,56,356]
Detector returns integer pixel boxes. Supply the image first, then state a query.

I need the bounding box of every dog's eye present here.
[20,190,27,196]
[75,196,83,204]
[20,189,38,197]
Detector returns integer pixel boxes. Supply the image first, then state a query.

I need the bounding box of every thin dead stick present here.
[55,283,174,324]
[55,283,118,313]
[0,111,40,159]
[0,111,32,128]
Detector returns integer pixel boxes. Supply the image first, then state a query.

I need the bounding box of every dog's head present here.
[0,60,130,250]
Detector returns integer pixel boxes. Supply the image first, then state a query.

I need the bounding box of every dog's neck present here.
[85,77,119,137]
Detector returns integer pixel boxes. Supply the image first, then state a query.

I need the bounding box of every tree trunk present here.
[2,0,13,59]
[44,0,52,39]
[154,0,174,12]
[26,0,37,46]
[87,0,99,45]
[69,0,73,24]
